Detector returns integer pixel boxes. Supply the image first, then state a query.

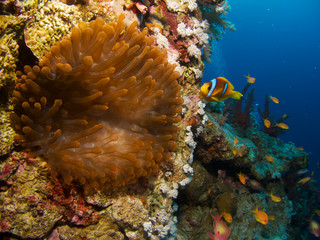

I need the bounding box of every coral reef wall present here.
[1,0,223,238]
[2,0,316,239]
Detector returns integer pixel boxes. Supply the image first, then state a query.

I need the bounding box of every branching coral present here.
[224,83,255,129]
[10,15,183,190]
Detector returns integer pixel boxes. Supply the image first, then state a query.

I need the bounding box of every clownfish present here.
[200,77,243,102]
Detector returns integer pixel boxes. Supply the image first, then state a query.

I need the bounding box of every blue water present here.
[204,0,320,184]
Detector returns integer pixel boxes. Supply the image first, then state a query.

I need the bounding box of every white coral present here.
[166,0,181,12]
[183,164,194,174]
[191,67,203,79]
[179,177,192,186]
[187,0,198,11]
[187,44,201,59]
[143,221,153,237]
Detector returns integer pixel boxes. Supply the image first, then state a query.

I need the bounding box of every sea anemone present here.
[11,15,183,189]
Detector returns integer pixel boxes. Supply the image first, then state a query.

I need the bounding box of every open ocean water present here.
[204,0,320,188]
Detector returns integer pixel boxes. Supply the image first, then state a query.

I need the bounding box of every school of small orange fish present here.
[201,74,319,239]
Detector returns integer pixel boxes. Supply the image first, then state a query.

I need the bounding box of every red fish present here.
[208,214,230,240]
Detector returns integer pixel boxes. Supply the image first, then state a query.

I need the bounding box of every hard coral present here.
[11,15,183,190]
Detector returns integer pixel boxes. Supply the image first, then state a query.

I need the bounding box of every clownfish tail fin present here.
[231,91,243,100]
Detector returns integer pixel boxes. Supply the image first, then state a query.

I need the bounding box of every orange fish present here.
[297,177,311,185]
[209,146,216,152]
[238,150,243,157]
[189,118,197,126]
[265,155,274,162]
[222,212,233,223]
[233,148,243,157]
[276,123,289,129]
[200,77,243,102]
[269,192,281,202]
[232,148,238,155]
[282,114,287,118]
[269,96,279,104]
[234,137,239,145]
[251,207,270,225]
[297,147,304,151]
[208,122,213,126]
[245,73,256,84]
[264,119,271,128]
[315,210,320,216]
[237,172,248,185]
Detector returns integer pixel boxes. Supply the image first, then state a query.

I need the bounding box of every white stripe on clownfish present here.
[206,78,217,97]
[219,82,228,98]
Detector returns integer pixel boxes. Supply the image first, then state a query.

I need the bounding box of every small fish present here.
[317,162,320,168]
[222,212,233,223]
[245,74,256,84]
[251,207,270,225]
[234,137,239,145]
[209,146,216,152]
[269,192,281,202]
[248,179,263,191]
[297,169,309,175]
[200,77,243,102]
[238,150,243,157]
[232,148,243,157]
[276,122,289,129]
[218,170,226,179]
[208,122,213,126]
[232,148,238,155]
[209,215,230,240]
[189,118,197,126]
[312,171,315,177]
[237,172,248,185]
[265,155,274,162]
[315,210,320,216]
[297,177,311,185]
[296,147,304,151]
[269,96,279,104]
[310,220,320,237]
[282,114,287,118]
[263,119,271,128]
